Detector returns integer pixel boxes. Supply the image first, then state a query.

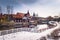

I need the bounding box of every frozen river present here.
[0,22,60,40]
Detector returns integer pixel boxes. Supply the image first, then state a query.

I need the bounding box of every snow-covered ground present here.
[0,22,60,40]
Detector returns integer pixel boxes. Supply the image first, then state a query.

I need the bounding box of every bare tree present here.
[7,5,13,14]
[6,5,13,21]
[0,6,2,14]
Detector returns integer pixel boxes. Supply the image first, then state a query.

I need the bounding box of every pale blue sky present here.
[0,0,60,17]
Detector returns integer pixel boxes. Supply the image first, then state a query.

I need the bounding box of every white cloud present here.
[14,0,60,17]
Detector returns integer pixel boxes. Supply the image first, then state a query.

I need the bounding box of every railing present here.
[0,28,33,36]
[0,28,49,36]
[0,27,50,36]
[0,24,55,36]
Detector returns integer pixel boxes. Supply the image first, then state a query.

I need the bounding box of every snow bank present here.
[0,22,59,40]
[37,24,48,30]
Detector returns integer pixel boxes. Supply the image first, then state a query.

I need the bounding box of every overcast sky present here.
[0,0,60,17]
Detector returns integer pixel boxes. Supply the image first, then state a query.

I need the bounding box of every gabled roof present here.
[13,12,24,18]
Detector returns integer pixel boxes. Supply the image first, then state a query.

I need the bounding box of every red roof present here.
[13,13,24,18]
